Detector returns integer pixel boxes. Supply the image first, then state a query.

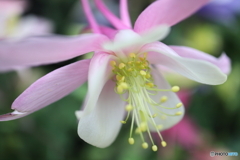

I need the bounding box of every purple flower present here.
[198,0,240,24]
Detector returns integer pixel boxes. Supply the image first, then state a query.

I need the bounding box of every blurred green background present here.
[0,0,240,160]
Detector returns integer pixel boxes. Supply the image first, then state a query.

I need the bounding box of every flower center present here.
[110,53,182,151]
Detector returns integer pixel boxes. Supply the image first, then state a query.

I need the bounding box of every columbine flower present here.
[0,0,230,151]
[0,0,52,39]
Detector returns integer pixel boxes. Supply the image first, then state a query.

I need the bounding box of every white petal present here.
[141,42,227,85]
[148,69,184,131]
[102,25,170,56]
[77,80,125,148]
[82,52,115,115]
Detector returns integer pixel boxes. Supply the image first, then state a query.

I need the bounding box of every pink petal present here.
[77,80,125,148]
[0,34,108,71]
[170,46,231,74]
[149,69,184,131]
[94,0,129,30]
[120,0,132,28]
[162,116,201,148]
[82,52,115,115]
[134,0,209,33]
[141,42,227,85]
[81,0,101,33]
[0,0,26,16]
[0,59,90,121]
[99,26,118,39]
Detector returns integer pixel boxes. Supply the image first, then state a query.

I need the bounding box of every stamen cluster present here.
[110,53,182,151]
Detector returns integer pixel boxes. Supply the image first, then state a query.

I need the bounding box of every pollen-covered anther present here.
[145,73,151,79]
[121,121,126,124]
[160,96,168,103]
[140,122,147,132]
[127,68,133,72]
[151,113,157,118]
[171,86,180,92]
[116,75,125,82]
[119,63,126,69]
[110,60,116,67]
[176,103,183,108]
[129,53,136,58]
[117,85,124,94]
[140,70,147,76]
[136,61,141,64]
[110,52,171,150]
[143,52,148,58]
[135,127,141,134]
[152,145,158,151]
[157,124,163,130]
[161,141,167,147]
[128,138,135,145]
[161,115,167,120]
[139,57,144,61]
[140,65,146,69]
[175,111,182,116]
[146,82,154,88]
[142,142,148,149]
[120,82,128,89]
[128,61,133,65]
[125,104,133,111]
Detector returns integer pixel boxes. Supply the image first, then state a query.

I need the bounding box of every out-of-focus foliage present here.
[1,0,240,160]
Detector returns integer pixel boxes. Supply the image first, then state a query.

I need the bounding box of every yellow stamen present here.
[160,96,168,103]
[146,82,154,88]
[145,73,151,79]
[116,75,125,82]
[121,121,126,124]
[117,85,124,94]
[125,104,133,111]
[152,114,157,118]
[143,52,148,58]
[175,111,182,116]
[128,138,134,145]
[129,53,136,58]
[110,60,116,66]
[135,127,141,134]
[171,86,180,92]
[176,103,183,108]
[161,115,167,120]
[119,63,125,69]
[120,82,128,89]
[140,122,147,132]
[128,68,133,72]
[110,52,181,151]
[157,125,163,130]
[142,142,148,149]
[161,141,167,147]
[152,145,158,151]
[140,70,146,76]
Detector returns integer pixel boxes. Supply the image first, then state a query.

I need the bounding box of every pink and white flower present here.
[0,0,52,39]
[0,0,230,151]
